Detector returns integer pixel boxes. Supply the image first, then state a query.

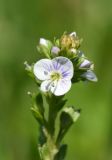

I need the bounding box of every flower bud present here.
[81,70,98,82]
[70,48,77,54]
[51,46,60,56]
[40,38,48,47]
[79,59,94,70]
[60,32,81,50]
[24,61,32,72]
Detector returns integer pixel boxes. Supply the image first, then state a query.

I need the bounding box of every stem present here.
[38,94,66,160]
[48,104,56,136]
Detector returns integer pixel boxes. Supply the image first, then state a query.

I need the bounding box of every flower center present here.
[50,72,61,81]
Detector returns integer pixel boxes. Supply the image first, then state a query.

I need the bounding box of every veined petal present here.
[52,56,74,80]
[52,79,72,96]
[40,80,52,92]
[33,59,53,80]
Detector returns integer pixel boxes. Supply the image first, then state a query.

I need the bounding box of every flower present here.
[33,57,74,96]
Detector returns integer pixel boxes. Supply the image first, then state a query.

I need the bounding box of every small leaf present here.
[54,144,67,160]
[56,107,80,144]
[24,61,34,78]
[39,126,47,146]
[24,61,41,85]
[63,106,80,123]
[31,107,44,125]
[35,93,44,115]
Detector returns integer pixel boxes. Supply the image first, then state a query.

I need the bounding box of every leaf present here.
[54,144,67,160]
[31,107,44,125]
[37,45,51,58]
[35,93,44,115]
[63,107,81,123]
[56,107,80,143]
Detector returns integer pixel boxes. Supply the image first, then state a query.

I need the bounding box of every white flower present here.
[33,57,74,96]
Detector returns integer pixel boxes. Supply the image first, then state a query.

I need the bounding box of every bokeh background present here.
[0,0,112,160]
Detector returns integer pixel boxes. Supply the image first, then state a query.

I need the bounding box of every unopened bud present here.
[79,59,94,70]
[60,33,81,50]
[51,46,60,55]
[39,38,48,47]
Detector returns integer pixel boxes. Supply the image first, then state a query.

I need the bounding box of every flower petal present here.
[40,80,52,92]
[52,56,74,80]
[51,79,72,96]
[33,59,53,80]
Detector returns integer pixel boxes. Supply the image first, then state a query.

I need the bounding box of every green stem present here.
[48,104,56,136]
[38,94,67,160]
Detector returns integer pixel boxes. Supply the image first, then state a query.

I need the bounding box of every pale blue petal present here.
[52,57,74,80]
[33,59,53,80]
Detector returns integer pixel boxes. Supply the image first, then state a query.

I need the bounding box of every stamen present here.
[50,72,61,81]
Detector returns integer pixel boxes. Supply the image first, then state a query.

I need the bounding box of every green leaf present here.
[35,93,44,115]
[54,144,67,160]
[37,45,51,59]
[56,107,80,144]
[63,106,80,123]
[24,61,41,85]
[31,107,44,125]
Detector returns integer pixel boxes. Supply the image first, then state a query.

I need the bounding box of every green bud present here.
[24,61,35,79]
[37,38,53,58]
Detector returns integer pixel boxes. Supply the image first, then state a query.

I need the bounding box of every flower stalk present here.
[25,32,98,160]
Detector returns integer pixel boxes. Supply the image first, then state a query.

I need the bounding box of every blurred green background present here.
[0,0,112,160]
